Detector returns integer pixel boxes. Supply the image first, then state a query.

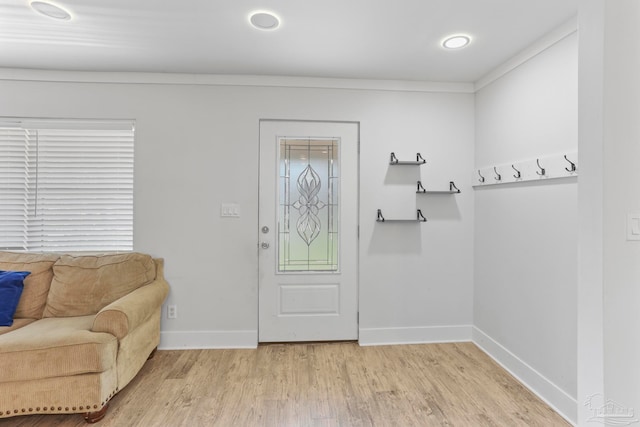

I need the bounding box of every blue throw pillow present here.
[0,270,31,327]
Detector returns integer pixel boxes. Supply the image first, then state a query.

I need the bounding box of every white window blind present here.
[0,119,134,252]
[0,127,32,250]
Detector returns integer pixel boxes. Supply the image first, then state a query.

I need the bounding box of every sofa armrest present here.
[92,278,169,339]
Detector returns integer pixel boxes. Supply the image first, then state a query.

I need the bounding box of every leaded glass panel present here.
[278,138,339,272]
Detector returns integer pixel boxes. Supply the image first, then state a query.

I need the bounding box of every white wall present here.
[359,90,475,344]
[473,31,578,422]
[0,75,475,347]
[579,1,640,425]
[602,1,640,420]
[577,1,605,425]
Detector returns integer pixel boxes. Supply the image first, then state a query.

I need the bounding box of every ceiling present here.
[0,0,578,83]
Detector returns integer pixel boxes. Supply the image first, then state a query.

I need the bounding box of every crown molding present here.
[474,17,578,92]
[0,68,474,94]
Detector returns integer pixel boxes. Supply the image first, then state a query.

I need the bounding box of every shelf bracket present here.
[376,209,427,222]
[417,180,460,194]
[390,152,426,165]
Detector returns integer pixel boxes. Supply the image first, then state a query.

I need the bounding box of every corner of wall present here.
[474,18,578,92]
[472,327,577,425]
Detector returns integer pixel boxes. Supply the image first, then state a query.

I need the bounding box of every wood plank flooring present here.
[0,342,571,426]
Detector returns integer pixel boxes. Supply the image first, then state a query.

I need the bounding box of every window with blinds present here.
[0,119,134,252]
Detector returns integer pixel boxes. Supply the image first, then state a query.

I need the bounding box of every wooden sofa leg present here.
[148,346,158,360]
[83,403,109,423]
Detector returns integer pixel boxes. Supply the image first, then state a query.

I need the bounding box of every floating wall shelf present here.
[417,181,460,194]
[389,152,426,165]
[376,209,427,223]
[381,153,460,223]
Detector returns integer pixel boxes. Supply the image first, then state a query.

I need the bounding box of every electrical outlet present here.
[167,305,177,319]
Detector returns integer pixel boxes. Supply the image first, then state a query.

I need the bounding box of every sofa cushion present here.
[0,252,59,319]
[43,253,156,318]
[0,271,30,326]
[0,316,117,383]
[0,318,36,336]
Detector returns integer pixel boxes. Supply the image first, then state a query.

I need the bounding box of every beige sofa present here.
[0,251,169,423]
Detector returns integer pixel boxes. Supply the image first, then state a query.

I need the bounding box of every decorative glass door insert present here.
[278,138,339,272]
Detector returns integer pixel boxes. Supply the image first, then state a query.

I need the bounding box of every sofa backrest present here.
[43,253,157,318]
[0,252,60,319]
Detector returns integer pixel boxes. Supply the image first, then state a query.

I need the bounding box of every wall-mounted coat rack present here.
[376,209,427,222]
[416,181,460,194]
[389,152,426,165]
[473,151,577,187]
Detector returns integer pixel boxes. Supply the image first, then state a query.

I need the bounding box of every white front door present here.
[258,120,359,342]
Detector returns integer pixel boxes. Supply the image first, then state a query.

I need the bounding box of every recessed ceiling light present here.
[442,35,471,49]
[30,1,72,20]
[249,11,280,31]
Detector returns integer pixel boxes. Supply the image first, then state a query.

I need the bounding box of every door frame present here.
[257,118,361,342]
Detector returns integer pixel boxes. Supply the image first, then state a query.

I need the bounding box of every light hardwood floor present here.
[0,342,571,426]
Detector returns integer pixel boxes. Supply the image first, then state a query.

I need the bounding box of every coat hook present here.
[493,166,501,181]
[478,169,485,183]
[564,155,576,172]
[536,159,546,176]
[512,164,521,179]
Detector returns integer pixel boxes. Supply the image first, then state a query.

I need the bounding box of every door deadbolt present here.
[261,226,269,234]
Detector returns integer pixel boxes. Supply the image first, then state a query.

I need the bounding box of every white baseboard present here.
[358,325,473,346]
[159,330,257,349]
[472,327,577,426]
[159,325,472,349]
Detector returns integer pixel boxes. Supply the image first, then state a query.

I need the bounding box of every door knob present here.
[261,242,270,249]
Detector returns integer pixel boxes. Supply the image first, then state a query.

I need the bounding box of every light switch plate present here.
[627,213,640,241]
[221,203,240,218]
